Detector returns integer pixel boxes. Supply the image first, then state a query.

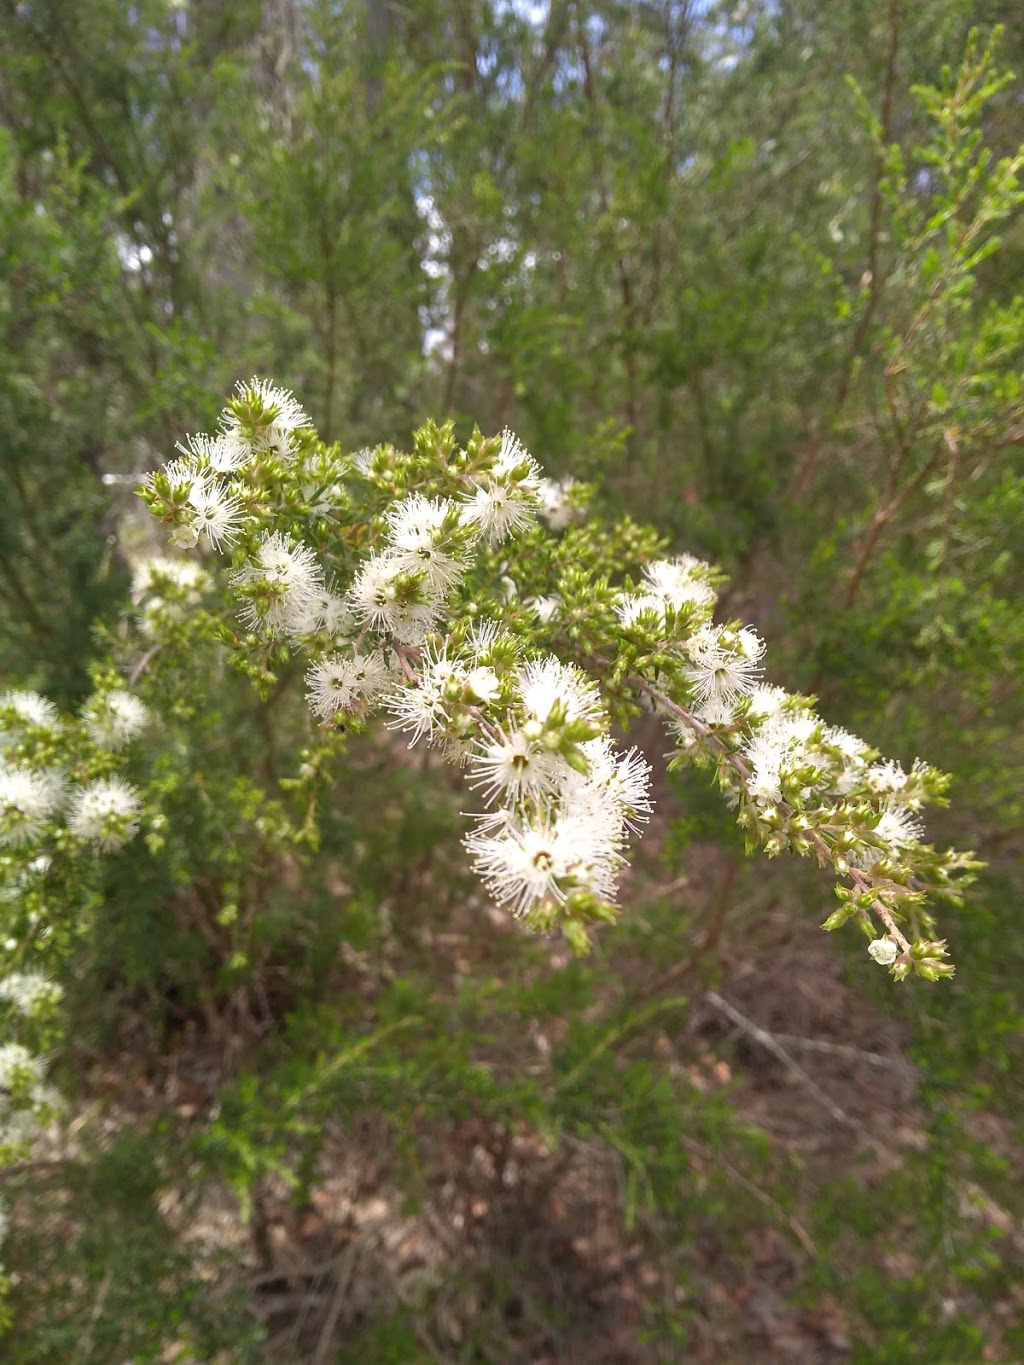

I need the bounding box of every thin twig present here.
[703,991,865,1133]
[769,1031,916,1075]
[677,1133,817,1256]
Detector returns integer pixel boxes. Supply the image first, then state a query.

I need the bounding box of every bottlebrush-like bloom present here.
[0,767,62,847]
[0,690,61,732]
[67,778,142,852]
[83,690,150,751]
[516,657,604,727]
[232,532,324,637]
[306,651,392,719]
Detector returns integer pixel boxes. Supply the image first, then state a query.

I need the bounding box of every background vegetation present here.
[1,0,1022,1359]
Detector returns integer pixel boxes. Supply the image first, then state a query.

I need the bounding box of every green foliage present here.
[0,3,1022,1360]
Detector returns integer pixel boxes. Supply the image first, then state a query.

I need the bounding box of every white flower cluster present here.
[618,558,952,971]
[83,690,150,751]
[140,379,315,553]
[0,690,144,854]
[384,633,652,925]
[137,383,967,974]
[465,728,652,922]
[0,1042,60,1160]
[536,475,586,531]
[0,971,63,1017]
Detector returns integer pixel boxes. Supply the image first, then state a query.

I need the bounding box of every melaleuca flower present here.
[0,690,60,733]
[0,766,62,847]
[867,938,899,966]
[746,684,788,720]
[132,557,210,603]
[461,483,539,545]
[187,475,244,549]
[564,738,653,836]
[0,1044,45,1096]
[468,727,567,805]
[67,778,142,852]
[0,1045,59,1159]
[464,812,621,919]
[865,759,909,795]
[175,431,252,473]
[641,557,717,610]
[537,476,584,530]
[0,972,63,1016]
[464,665,501,704]
[232,532,324,637]
[224,378,310,459]
[517,657,604,727]
[743,726,786,804]
[386,494,465,593]
[286,588,356,640]
[695,695,740,727]
[461,429,540,545]
[466,618,519,661]
[823,725,870,760]
[346,551,442,645]
[616,556,716,628]
[742,710,820,805]
[385,641,468,745]
[306,650,391,718]
[684,624,763,707]
[83,690,150,751]
[852,801,926,868]
[525,595,561,624]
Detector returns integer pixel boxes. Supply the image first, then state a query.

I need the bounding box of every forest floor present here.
[33,736,1021,1363]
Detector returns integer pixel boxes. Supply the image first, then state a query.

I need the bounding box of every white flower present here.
[0,972,62,1016]
[695,696,740,727]
[641,557,717,611]
[232,532,323,637]
[747,684,788,720]
[132,557,209,603]
[175,431,252,474]
[169,523,199,550]
[0,1044,45,1093]
[464,812,622,919]
[286,587,356,640]
[565,737,653,836]
[187,475,244,550]
[736,627,766,662]
[385,642,467,745]
[346,551,442,645]
[84,690,150,750]
[461,483,538,545]
[867,938,899,967]
[684,625,762,705]
[525,595,561,624]
[492,428,540,481]
[386,495,464,594]
[852,802,925,867]
[517,657,604,727]
[865,760,908,795]
[0,767,62,847]
[461,429,540,545]
[824,726,870,760]
[306,651,391,719]
[67,778,142,852]
[466,618,518,663]
[159,454,206,495]
[468,727,567,805]
[0,691,60,732]
[464,666,500,704]
[224,378,310,458]
[537,476,584,530]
